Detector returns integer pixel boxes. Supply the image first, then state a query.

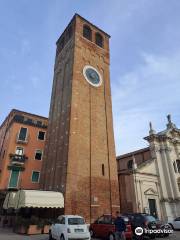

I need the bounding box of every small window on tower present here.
[83,25,92,41]
[102,164,105,176]
[95,33,103,48]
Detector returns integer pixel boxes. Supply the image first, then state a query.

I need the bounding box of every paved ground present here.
[0,228,180,240]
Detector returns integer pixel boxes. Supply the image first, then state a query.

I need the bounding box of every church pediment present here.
[144,188,158,196]
[137,160,157,175]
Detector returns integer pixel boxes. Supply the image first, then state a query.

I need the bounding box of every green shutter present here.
[32,172,39,182]
[9,170,20,188]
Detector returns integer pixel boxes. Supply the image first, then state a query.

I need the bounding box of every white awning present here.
[3,190,64,209]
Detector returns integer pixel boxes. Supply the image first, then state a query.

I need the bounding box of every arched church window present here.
[83,25,92,41]
[176,159,180,173]
[95,32,104,48]
[127,160,133,170]
[177,178,180,192]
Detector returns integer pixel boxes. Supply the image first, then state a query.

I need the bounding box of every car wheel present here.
[49,231,54,240]
[109,233,115,240]
[89,229,95,237]
[60,235,65,240]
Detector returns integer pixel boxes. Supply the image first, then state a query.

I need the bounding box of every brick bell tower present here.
[40,14,120,222]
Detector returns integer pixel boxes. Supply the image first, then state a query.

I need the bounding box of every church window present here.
[177,178,180,192]
[95,33,104,48]
[127,160,133,169]
[173,161,177,173]
[176,160,180,173]
[83,25,92,41]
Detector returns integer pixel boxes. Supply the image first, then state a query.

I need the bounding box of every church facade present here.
[117,115,180,221]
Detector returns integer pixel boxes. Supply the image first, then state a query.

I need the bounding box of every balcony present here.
[9,153,28,165]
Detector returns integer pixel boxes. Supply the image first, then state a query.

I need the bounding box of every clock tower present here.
[40,14,120,222]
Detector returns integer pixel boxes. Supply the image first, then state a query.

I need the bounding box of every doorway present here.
[9,170,20,188]
[148,199,157,218]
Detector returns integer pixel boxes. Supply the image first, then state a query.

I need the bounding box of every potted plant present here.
[26,216,42,235]
[14,216,43,235]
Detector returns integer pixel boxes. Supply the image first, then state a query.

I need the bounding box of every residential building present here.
[117,115,180,221]
[0,109,48,208]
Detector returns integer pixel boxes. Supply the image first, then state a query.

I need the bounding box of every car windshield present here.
[68,218,85,225]
[145,215,156,222]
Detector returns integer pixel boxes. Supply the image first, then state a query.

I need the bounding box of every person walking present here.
[114,211,126,240]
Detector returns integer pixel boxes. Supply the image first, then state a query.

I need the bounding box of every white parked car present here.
[168,217,180,230]
[49,215,91,240]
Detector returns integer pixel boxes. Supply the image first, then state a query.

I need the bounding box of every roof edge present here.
[117,147,150,160]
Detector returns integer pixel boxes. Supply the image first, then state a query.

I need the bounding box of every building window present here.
[35,150,43,160]
[177,178,180,192]
[18,127,27,141]
[176,160,180,173]
[127,160,133,170]
[38,131,45,141]
[15,147,24,155]
[95,33,103,48]
[83,25,92,41]
[102,164,105,176]
[32,171,40,183]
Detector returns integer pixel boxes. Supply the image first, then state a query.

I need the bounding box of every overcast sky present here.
[0,0,180,155]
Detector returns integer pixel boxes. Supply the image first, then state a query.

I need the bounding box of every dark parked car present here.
[125,213,158,239]
[90,214,132,240]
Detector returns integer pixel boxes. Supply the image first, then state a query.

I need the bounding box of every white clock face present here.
[83,65,102,87]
